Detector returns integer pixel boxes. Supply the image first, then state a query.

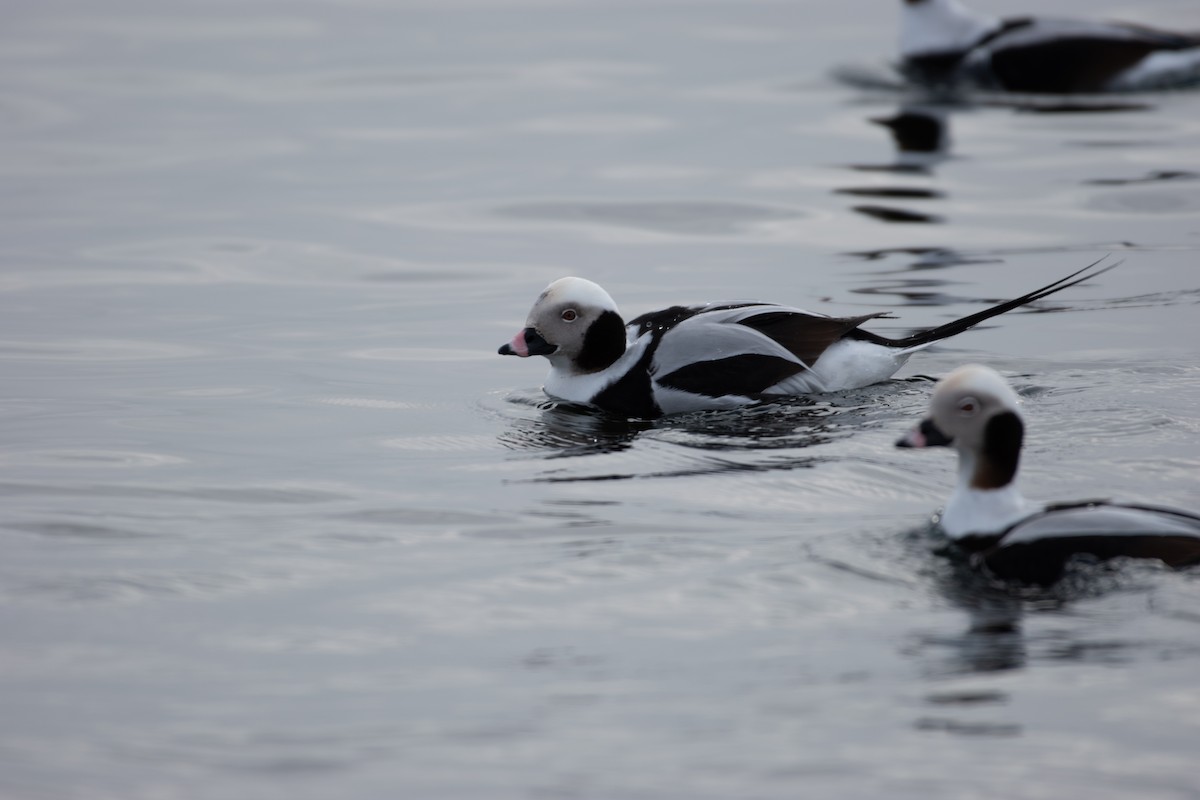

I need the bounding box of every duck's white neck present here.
[939,449,1031,539]
[900,0,999,59]
[542,338,646,405]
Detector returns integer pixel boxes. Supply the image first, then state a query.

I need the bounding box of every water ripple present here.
[493,200,805,236]
[494,386,922,484]
[381,435,501,453]
[353,199,809,241]
[0,450,187,469]
[0,339,208,362]
[3,521,153,539]
[0,481,348,504]
[70,237,480,289]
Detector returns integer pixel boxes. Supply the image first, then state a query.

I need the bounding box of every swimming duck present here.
[896,363,1200,584]
[498,263,1107,419]
[899,0,1200,93]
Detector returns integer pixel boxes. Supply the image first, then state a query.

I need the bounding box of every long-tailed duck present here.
[897,363,1200,584]
[498,262,1108,419]
[900,0,1200,93]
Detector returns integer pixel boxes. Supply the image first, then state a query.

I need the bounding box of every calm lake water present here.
[2,1,1199,798]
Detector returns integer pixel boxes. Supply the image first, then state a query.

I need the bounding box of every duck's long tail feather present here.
[852,257,1117,351]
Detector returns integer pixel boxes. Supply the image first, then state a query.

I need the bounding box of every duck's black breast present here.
[589,343,660,419]
[976,501,1200,585]
[587,309,728,419]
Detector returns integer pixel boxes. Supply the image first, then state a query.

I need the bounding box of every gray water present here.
[3,1,1200,798]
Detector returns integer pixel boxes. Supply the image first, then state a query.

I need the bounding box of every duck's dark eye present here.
[561,309,578,322]
[958,396,979,416]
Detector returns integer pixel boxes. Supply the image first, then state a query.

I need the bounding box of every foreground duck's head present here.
[897,363,1025,490]
[498,277,627,374]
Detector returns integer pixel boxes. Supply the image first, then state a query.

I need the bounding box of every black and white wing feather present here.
[644,304,892,403]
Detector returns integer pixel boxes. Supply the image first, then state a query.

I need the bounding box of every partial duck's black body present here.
[956,501,1200,585]
[900,1,1200,94]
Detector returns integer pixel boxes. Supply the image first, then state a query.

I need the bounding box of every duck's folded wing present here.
[650,305,891,398]
[1001,501,1200,544]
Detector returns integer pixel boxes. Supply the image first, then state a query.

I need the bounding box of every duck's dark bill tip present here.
[499,328,557,357]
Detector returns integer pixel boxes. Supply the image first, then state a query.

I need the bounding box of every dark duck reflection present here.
[897,364,1200,586]
[913,568,1029,677]
[498,398,845,482]
[848,106,952,175]
[497,397,651,458]
[843,105,950,224]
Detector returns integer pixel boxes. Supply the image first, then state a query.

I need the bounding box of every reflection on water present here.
[851,204,943,224]
[901,527,1197,713]
[495,384,931,484]
[848,277,966,307]
[843,246,1002,271]
[848,106,952,175]
[498,399,834,482]
[842,106,950,223]
[837,187,943,199]
[497,396,651,458]
[1086,170,1199,186]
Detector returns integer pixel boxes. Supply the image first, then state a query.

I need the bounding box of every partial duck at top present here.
[498,263,1109,419]
[897,364,1200,585]
[900,0,1200,93]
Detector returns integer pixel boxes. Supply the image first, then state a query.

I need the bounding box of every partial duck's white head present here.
[897,363,1025,490]
[900,0,999,59]
[498,277,627,374]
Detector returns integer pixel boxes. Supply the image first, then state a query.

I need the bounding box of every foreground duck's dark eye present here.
[958,396,979,416]
[561,309,578,322]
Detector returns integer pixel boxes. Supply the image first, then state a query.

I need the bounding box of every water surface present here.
[2,1,1199,798]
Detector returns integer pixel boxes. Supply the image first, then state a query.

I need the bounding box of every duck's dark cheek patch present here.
[575,310,626,372]
[973,411,1024,489]
[658,354,804,398]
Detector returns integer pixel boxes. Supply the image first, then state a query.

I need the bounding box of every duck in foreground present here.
[900,0,1200,93]
[498,263,1108,419]
[897,364,1200,585]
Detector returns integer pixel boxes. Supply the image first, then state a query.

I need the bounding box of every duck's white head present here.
[498,277,626,374]
[897,363,1025,490]
[897,364,1031,538]
[900,0,999,59]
